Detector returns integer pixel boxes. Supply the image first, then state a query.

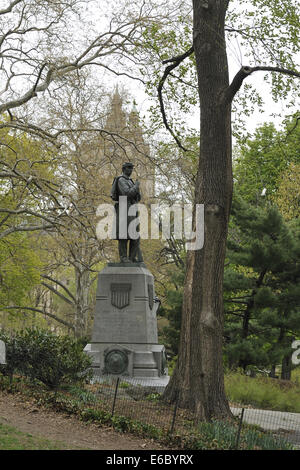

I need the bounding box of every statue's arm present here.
[118,177,139,198]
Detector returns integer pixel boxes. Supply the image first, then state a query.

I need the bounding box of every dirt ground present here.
[0,390,169,450]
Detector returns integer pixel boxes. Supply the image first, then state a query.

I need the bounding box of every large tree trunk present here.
[238,270,267,370]
[164,0,232,420]
[74,266,91,338]
[281,354,292,381]
[278,329,292,381]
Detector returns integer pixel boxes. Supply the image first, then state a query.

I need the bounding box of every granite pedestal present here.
[84,262,168,381]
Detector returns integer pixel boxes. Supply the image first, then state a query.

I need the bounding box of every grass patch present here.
[225,371,300,412]
[197,419,292,450]
[0,422,74,450]
[291,368,300,385]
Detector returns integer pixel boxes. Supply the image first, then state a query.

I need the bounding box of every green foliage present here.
[228,116,300,373]
[119,381,130,389]
[160,194,300,374]
[197,419,237,449]
[274,162,300,220]
[64,385,97,404]
[233,116,300,204]
[81,406,162,439]
[145,392,161,402]
[197,418,291,450]
[166,355,178,376]
[228,2,299,133]
[81,408,112,424]
[153,135,199,204]
[141,9,197,139]
[225,371,300,413]
[224,196,300,372]
[159,268,185,357]
[225,338,270,369]
[0,125,61,330]
[0,328,92,390]
[0,372,295,450]
[0,234,42,309]
[0,332,23,382]
[291,367,300,384]
[240,426,292,451]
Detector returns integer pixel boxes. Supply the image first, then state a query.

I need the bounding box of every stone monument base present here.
[84,262,169,382]
[84,343,167,379]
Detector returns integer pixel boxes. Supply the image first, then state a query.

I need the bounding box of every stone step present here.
[133,351,157,369]
[133,368,159,378]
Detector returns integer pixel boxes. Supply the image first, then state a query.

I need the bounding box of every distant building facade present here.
[98,88,155,201]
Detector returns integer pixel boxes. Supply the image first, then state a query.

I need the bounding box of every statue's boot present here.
[129,239,143,262]
[119,240,129,263]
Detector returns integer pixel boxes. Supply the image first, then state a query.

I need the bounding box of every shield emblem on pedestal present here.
[111,283,131,309]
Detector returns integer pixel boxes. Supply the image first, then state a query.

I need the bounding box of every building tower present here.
[99,88,155,200]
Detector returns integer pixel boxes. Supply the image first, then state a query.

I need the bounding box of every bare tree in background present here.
[0,0,160,138]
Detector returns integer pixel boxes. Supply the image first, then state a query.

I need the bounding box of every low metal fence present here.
[85,372,300,450]
[1,354,299,449]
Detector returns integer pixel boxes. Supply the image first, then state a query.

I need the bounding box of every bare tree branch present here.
[1,305,74,330]
[41,274,76,303]
[40,281,74,306]
[0,208,62,226]
[0,3,148,116]
[0,223,55,240]
[224,65,300,105]
[158,46,194,152]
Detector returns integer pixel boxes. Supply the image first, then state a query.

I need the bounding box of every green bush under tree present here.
[224,198,300,377]
[0,328,92,390]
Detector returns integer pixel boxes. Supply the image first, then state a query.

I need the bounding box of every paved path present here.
[231,407,300,448]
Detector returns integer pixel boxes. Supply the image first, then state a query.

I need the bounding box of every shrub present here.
[197,419,293,450]
[0,332,24,382]
[66,385,97,404]
[0,328,92,390]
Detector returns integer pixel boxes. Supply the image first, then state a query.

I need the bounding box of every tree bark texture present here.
[281,354,292,381]
[164,0,233,420]
[74,266,91,338]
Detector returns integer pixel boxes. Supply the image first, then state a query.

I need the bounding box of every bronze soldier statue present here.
[111,162,144,263]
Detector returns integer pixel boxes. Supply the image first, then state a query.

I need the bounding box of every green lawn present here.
[0,421,74,450]
[225,370,300,412]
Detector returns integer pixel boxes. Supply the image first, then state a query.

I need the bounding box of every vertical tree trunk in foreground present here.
[164,0,233,420]
[74,259,91,338]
